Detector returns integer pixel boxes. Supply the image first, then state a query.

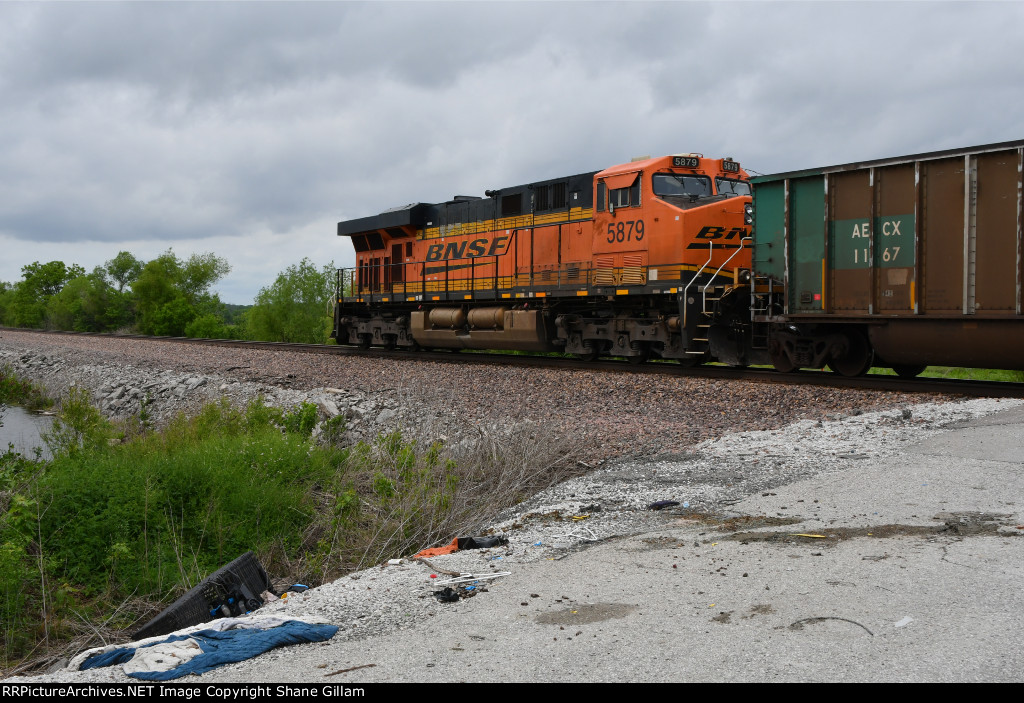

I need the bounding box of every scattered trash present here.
[387,559,402,566]
[894,616,914,628]
[790,533,827,539]
[648,500,680,511]
[789,616,874,636]
[433,588,460,603]
[325,663,376,677]
[458,535,509,549]
[553,525,598,541]
[571,514,590,521]
[133,552,274,641]
[77,617,339,681]
[413,537,460,559]
[412,534,509,559]
[683,501,690,508]
[432,571,511,588]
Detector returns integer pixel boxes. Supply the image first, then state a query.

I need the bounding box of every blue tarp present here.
[81,621,339,681]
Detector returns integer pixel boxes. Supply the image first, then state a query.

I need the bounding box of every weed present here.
[0,366,53,411]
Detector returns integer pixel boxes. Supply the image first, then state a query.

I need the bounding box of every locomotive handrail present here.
[682,243,715,330]
[701,236,752,297]
[339,258,725,301]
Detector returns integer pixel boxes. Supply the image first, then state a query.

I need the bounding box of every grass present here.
[868,366,1024,382]
[0,377,582,675]
[0,365,54,411]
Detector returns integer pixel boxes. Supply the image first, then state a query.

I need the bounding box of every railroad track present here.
[4,327,1024,399]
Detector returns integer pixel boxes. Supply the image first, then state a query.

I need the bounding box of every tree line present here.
[0,250,338,344]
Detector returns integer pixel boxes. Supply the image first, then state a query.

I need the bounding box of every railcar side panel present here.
[921,156,966,313]
[751,181,786,283]
[873,164,916,313]
[829,169,872,314]
[787,177,827,314]
[975,149,1019,313]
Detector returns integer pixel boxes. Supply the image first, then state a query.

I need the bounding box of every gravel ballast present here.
[0,330,939,462]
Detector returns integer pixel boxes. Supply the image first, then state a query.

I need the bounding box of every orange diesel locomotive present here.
[333,154,754,364]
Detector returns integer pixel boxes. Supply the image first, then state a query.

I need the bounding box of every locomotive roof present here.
[337,170,597,238]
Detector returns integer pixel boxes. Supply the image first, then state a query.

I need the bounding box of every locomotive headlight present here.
[744,203,753,225]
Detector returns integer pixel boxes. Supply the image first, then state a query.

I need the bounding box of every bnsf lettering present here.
[425,235,511,262]
[695,226,748,240]
[444,241,467,259]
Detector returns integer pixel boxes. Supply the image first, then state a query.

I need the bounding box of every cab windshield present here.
[715,178,751,196]
[652,173,712,198]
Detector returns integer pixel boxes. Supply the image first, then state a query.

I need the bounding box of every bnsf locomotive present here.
[332,154,756,365]
[333,139,1024,376]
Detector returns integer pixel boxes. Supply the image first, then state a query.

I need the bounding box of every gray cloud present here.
[0,1,1021,303]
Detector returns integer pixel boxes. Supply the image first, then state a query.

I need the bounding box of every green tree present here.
[132,250,231,336]
[6,261,85,328]
[0,281,12,325]
[246,259,335,343]
[45,267,117,331]
[105,251,144,293]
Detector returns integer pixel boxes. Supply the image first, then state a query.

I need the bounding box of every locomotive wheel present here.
[626,342,650,365]
[677,353,707,367]
[892,363,927,378]
[827,332,873,377]
[574,340,600,362]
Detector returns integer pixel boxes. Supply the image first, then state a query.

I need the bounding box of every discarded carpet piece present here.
[77,618,338,681]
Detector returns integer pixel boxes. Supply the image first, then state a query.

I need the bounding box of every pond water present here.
[0,405,54,460]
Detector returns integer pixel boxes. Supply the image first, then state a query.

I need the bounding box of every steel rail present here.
[3,327,1023,398]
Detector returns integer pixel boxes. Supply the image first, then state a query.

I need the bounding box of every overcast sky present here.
[1,1,1021,304]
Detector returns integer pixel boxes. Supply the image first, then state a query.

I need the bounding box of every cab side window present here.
[609,176,640,208]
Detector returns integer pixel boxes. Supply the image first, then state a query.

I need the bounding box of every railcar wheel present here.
[382,334,397,351]
[769,349,797,373]
[827,332,873,377]
[677,353,707,368]
[357,334,372,350]
[892,363,926,378]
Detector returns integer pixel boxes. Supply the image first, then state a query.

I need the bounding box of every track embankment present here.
[2,329,941,462]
